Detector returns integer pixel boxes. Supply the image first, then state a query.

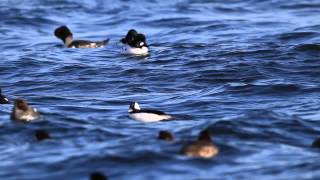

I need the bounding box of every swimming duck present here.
[158,130,174,141]
[121,29,149,55]
[128,102,171,122]
[54,25,109,48]
[11,98,40,122]
[181,129,219,158]
[35,129,51,141]
[0,88,10,104]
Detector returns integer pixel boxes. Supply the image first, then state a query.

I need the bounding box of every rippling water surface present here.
[1,0,320,179]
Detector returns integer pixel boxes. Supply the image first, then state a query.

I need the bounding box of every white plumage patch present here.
[133,102,140,110]
[129,113,171,122]
[20,114,38,122]
[122,45,149,55]
[89,43,103,48]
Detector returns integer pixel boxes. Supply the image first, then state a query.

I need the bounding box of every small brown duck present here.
[35,129,51,141]
[181,129,219,158]
[158,130,174,141]
[11,98,40,122]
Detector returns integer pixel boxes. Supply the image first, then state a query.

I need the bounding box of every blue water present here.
[1,0,320,179]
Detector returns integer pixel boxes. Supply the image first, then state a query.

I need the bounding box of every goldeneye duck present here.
[181,129,219,158]
[121,29,149,55]
[158,130,174,141]
[0,88,10,104]
[54,25,109,48]
[128,102,172,122]
[11,98,40,122]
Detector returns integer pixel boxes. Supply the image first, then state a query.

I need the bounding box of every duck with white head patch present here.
[128,102,171,122]
[11,99,40,122]
[54,25,109,48]
[0,88,10,104]
[121,29,149,55]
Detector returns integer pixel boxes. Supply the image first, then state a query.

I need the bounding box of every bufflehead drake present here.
[121,29,149,55]
[11,99,40,122]
[54,25,109,48]
[0,88,10,104]
[181,129,219,158]
[128,102,172,122]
